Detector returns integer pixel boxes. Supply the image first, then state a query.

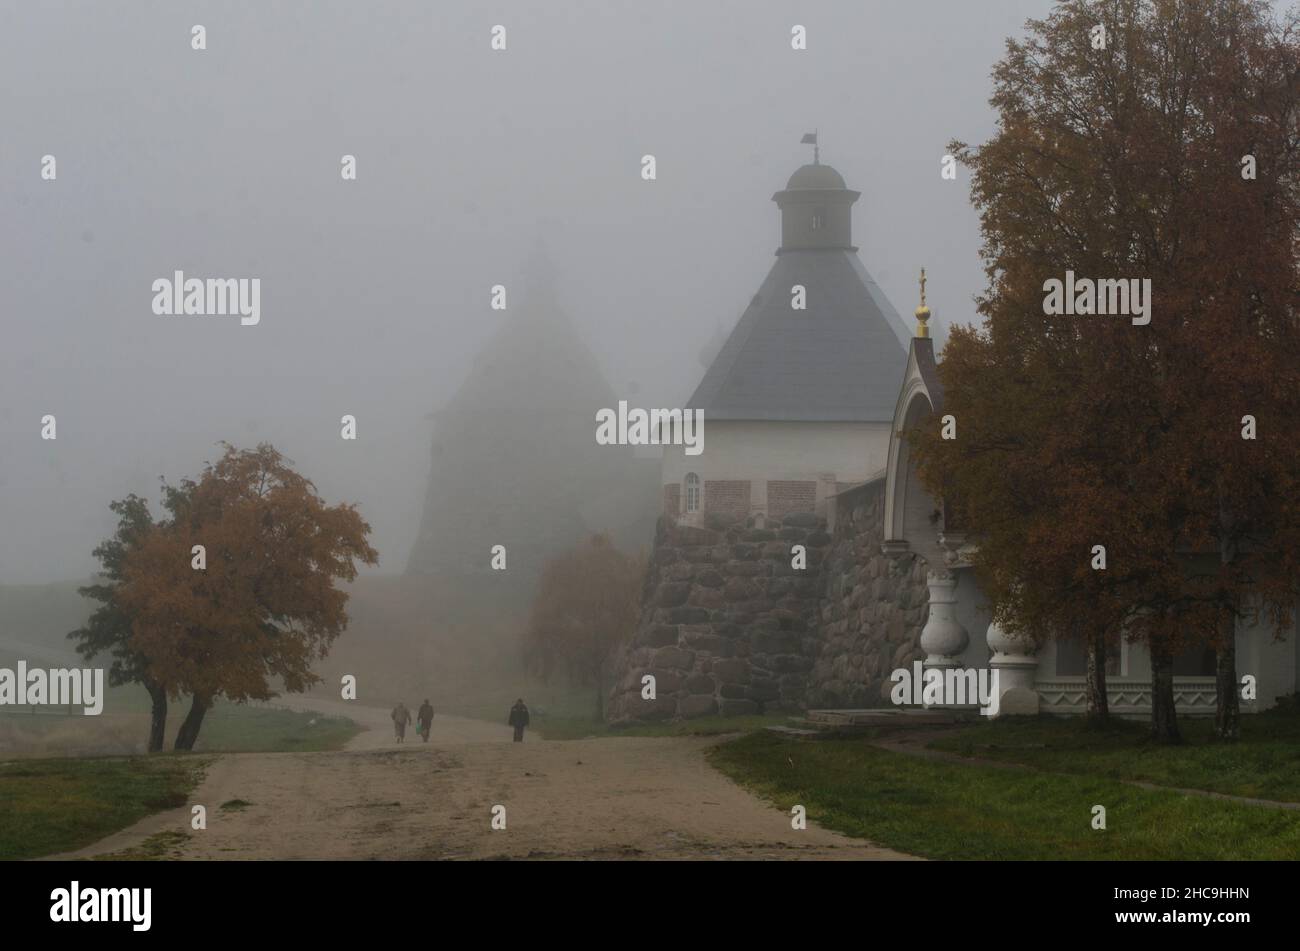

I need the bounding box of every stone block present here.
[723,578,759,602]
[678,694,717,718]
[673,526,720,547]
[647,667,685,694]
[719,698,760,717]
[752,630,801,655]
[657,582,691,607]
[695,569,725,589]
[767,654,812,673]
[668,606,711,624]
[653,646,695,669]
[688,587,725,610]
[627,695,677,720]
[711,658,751,684]
[682,631,732,655]
[635,625,680,649]
[685,675,716,694]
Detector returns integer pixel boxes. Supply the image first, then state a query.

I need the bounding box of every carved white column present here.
[920,570,968,669]
[986,619,1040,716]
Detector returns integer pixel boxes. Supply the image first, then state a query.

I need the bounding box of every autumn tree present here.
[70,495,170,751]
[912,0,1300,742]
[525,534,644,721]
[115,443,378,750]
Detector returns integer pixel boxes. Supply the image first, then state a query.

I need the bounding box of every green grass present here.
[194,706,360,752]
[0,702,361,757]
[929,705,1300,803]
[710,731,1300,860]
[538,712,794,740]
[0,756,207,860]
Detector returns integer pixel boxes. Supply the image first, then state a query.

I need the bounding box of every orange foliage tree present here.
[115,443,378,750]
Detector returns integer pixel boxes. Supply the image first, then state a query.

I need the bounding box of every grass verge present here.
[929,705,1300,803]
[537,713,794,740]
[0,756,208,860]
[709,731,1300,860]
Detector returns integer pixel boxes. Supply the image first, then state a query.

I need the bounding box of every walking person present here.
[391,701,412,743]
[417,699,434,742]
[508,698,530,743]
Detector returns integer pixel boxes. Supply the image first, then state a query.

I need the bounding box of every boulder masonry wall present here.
[606,478,931,722]
[806,479,929,709]
[606,512,830,721]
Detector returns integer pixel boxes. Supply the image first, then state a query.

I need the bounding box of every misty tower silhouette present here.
[406,244,659,601]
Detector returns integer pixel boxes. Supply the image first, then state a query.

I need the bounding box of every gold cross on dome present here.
[914,268,931,339]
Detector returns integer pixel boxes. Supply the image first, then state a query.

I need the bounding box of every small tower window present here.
[811,213,823,230]
[685,472,701,513]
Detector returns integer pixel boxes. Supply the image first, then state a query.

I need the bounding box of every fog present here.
[1,0,1062,584]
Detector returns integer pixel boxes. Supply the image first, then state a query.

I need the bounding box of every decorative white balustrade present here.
[1034,678,1221,715]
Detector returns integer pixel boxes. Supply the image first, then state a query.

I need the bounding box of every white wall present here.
[661,420,892,495]
[1027,598,1298,712]
[1237,602,1297,710]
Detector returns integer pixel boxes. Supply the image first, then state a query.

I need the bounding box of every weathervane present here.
[801,130,819,165]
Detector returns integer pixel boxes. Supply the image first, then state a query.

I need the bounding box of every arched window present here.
[685,472,701,513]
[811,207,826,231]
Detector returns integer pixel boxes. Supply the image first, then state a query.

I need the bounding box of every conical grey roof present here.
[687,249,911,422]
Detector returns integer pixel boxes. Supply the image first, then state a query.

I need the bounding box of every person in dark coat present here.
[508,698,530,743]
[417,699,434,742]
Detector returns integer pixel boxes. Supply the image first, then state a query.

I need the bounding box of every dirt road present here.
[53,700,914,861]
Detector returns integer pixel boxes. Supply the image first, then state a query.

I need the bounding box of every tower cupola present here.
[771,158,860,253]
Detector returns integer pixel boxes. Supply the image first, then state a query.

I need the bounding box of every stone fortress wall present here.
[606,477,930,721]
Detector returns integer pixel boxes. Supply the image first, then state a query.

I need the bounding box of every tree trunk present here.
[1084,623,1109,727]
[1149,644,1181,745]
[1215,603,1240,741]
[173,694,212,751]
[1215,490,1240,741]
[145,680,168,753]
[594,660,605,723]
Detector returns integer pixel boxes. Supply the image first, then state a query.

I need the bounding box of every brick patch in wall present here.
[704,480,751,517]
[767,480,816,518]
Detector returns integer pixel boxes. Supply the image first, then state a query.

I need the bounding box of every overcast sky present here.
[0,0,1140,582]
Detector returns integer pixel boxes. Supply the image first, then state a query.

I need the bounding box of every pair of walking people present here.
[391,699,434,742]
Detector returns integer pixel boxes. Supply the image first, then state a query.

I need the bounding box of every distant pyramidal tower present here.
[406,249,658,595]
